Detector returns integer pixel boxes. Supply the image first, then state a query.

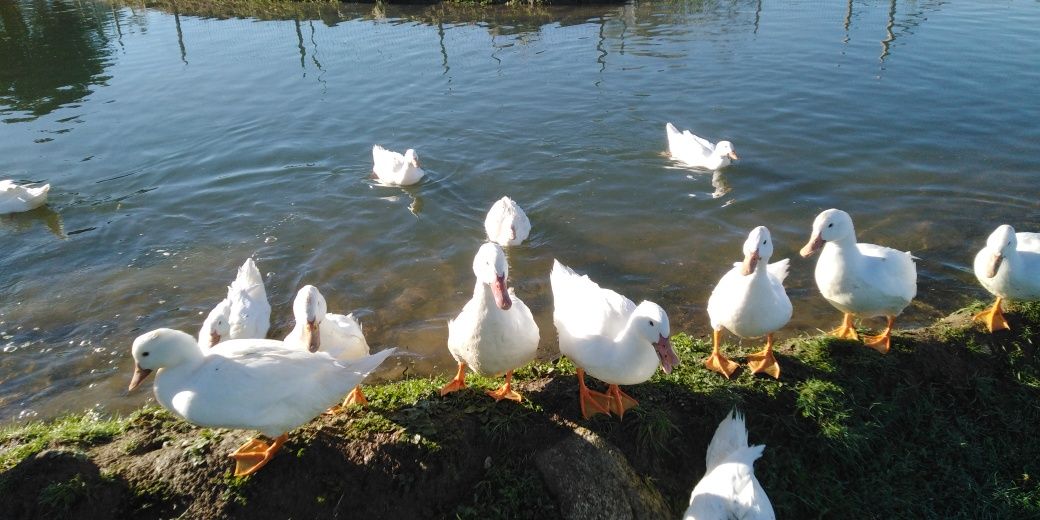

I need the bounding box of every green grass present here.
[0,412,127,471]
[37,474,91,512]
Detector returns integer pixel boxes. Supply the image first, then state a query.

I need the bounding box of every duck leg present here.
[973,297,1010,333]
[229,433,288,477]
[439,362,468,396]
[829,313,860,341]
[343,385,368,406]
[704,329,739,378]
[604,384,639,420]
[746,333,781,379]
[862,316,894,354]
[486,371,523,402]
[577,367,612,419]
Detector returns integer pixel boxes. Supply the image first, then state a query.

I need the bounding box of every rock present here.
[0,449,129,520]
[535,427,672,520]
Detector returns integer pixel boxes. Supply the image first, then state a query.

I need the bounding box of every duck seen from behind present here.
[484,196,531,247]
[0,180,50,214]
[372,144,425,186]
[551,260,680,419]
[284,285,372,407]
[665,123,739,171]
[800,209,917,353]
[127,329,396,476]
[973,224,1040,332]
[705,226,792,379]
[684,410,775,520]
[441,242,539,402]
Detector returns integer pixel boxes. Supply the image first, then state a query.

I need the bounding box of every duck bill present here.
[741,250,760,276]
[728,151,739,160]
[208,330,221,348]
[985,252,1004,279]
[127,364,153,392]
[800,233,824,258]
[654,334,679,374]
[304,321,320,353]
[492,274,512,310]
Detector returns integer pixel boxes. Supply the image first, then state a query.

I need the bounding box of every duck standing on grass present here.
[685,410,775,520]
[127,329,396,476]
[440,242,539,402]
[973,224,1040,332]
[0,180,50,214]
[372,144,425,186]
[284,285,372,407]
[550,260,680,419]
[800,209,916,353]
[705,226,792,379]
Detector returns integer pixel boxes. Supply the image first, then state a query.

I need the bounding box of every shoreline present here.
[2,301,1039,518]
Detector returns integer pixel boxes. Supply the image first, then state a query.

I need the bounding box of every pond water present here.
[1,0,1037,422]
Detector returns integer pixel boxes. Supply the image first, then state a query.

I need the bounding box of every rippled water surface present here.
[1,0,1038,422]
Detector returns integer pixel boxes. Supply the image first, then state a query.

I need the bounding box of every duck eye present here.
[762,240,767,245]
[648,320,654,327]
[142,352,150,357]
[827,223,834,228]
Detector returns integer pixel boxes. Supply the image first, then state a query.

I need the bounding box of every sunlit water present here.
[0,0,1037,422]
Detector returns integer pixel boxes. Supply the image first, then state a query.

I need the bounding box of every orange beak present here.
[741,250,760,276]
[800,233,824,258]
[127,363,153,392]
[305,320,320,353]
[985,252,1003,279]
[728,151,739,160]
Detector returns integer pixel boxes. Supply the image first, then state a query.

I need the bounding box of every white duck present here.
[484,196,532,247]
[284,285,372,406]
[226,258,272,341]
[800,209,917,353]
[0,180,50,214]
[706,226,792,379]
[685,410,775,520]
[372,144,425,186]
[666,123,739,170]
[197,298,231,348]
[127,328,396,476]
[973,224,1040,332]
[441,242,539,402]
[550,260,680,419]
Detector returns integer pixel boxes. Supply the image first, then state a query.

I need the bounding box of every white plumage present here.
[226,258,272,341]
[685,410,775,520]
[972,224,1040,332]
[484,196,532,247]
[284,285,369,361]
[372,144,425,186]
[666,123,739,170]
[0,180,50,213]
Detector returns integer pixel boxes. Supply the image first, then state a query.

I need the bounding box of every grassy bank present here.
[2,302,1039,518]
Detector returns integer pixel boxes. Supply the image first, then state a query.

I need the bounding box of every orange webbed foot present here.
[605,385,639,420]
[229,434,287,477]
[487,371,522,402]
[439,362,468,396]
[746,349,780,379]
[704,350,739,379]
[973,298,1010,333]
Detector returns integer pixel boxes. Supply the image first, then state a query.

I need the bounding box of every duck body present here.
[665,123,738,170]
[130,329,395,438]
[448,282,538,377]
[484,196,531,247]
[551,260,678,385]
[708,260,791,339]
[974,225,1040,301]
[284,285,369,361]
[372,144,425,186]
[813,240,916,319]
[684,410,774,520]
[0,180,50,213]
[226,258,272,341]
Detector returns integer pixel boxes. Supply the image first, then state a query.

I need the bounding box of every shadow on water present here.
[0,0,115,121]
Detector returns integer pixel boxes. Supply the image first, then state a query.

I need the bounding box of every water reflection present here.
[0,205,65,238]
[0,0,114,121]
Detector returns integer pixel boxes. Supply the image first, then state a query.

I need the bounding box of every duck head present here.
[715,141,739,161]
[293,285,327,352]
[404,149,420,169]
[473,242,511,310]
[800,208,855,258]
[741,226,774,276]
[199,299,231,348]
[631,301,680,374]
[128,329,199,392]
[981,224,1016,278]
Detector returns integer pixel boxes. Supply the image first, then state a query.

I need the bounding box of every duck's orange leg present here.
[343,385,368,406]
[439,362,468,396]
[746,333,781,379]
[829,313,860,340]
[863,316,894,354]
[604,384,639,420]
[487,371,523,402]
[704,329,739,378]
[577,368,612,419]
[973,297,1010,333]
[229,433,288,477]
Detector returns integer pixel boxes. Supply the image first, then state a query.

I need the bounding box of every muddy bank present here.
[2,303,1040,519]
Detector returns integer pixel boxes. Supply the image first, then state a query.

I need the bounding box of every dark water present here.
[1,0,1038,422]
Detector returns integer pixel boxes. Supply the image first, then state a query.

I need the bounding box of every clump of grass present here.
[37,473,91,512]
[0,411,127,470]
[453,457,558,519]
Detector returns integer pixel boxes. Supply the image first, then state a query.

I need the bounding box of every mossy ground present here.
[2,302,1040,518]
